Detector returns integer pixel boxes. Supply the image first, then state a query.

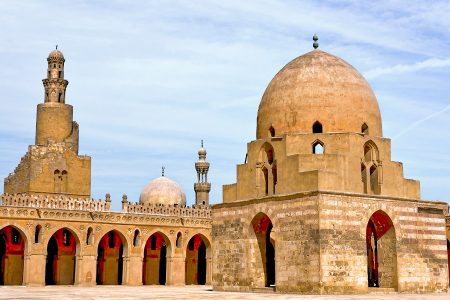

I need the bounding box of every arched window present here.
[361,123,369,135]
[363,141,378,162]
[312,121,323,133]
[312,140,324,154]
[35,225,42,243]
[176,232,182,248]
[133,229,140,247]
[86,227,93,245]
[268,126,275,137]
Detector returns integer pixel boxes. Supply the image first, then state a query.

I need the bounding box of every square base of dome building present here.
[211,191,449,294]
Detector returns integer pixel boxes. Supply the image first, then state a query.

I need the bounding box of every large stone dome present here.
[256,49,382,138]
[139,176,186,206]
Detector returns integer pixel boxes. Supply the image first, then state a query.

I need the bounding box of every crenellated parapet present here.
[0,193,109,212]
[124,201,211,218]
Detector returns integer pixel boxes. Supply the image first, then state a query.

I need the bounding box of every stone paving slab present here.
[0,286,449,300]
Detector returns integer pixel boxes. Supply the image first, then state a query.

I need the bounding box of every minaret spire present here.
[194,140,211,206]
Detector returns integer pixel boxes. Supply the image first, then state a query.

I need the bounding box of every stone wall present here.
[0,194,212,286]
[212,191,448,294]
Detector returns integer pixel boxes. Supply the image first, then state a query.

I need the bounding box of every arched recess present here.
[176,232,182,248]
[143,232,171,285]
[312,140,324,154]
[363,141,379,162]
[96,230,127,285]
[366,210,397,290]
[250,213,275,288]
[312,121,323,133]
[45,228,80,285]
[185,234,211,285]
[0,226,26,285]
[268,126,275,137]
[258,143,276,197]
[361,123,369,135]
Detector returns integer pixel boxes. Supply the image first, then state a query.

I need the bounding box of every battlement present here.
[124,201,211,218]
[0,193,109,211]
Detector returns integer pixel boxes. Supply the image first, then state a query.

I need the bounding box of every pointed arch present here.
[258,143,276,197]
[45,227,80,285]
[363,140,379,162]
[312,140,324,154]
[366,210,397,290]
[361,123,369,135]
[142,231,171,285]
[249,213,275,288]
[86,227,94,245]
[0,225,26,285]
[96,230,127,285]
[312,121,323,133]
[34,225,42,244]
[185,233,211,285]
[268,126,275,137]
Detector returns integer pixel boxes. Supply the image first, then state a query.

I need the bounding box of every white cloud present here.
[364,58,450,80]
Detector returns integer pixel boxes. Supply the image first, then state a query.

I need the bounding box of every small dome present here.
[198,147,206,156]
[257,49,382,138]
[47,49,65,62]
[139,176,186,206]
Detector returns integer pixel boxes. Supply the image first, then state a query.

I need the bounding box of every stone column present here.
[75,254,97,286]
[126,255,142,286]
[168,255,185,285]
[206,256,213,285]
[24,254,46,286]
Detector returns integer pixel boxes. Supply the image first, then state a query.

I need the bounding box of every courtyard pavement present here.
[0,285,449,300]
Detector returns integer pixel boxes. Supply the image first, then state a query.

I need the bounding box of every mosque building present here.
[0,49,212,286]
[212,36,450,294]
[1,37,449,294]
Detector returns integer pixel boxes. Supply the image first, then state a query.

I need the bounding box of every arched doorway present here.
[96,230,125,285]
[0,226,25,285]
[45,228,78,285]
[366,210,397,289]
[185,234,209,285]
[250,213,275,288]
[143,232,170,285]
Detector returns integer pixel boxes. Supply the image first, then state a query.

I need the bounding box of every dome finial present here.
[161,166,165,177]
[313,34,319,49]
[201,139,204,148]
[56,44,58,50]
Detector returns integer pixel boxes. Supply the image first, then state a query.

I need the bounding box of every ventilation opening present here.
[268,126,275,137]
[58,71,61,78]
[312,121,323,133]
[133,230,140,247]
[176,232,182,248]
[35,225,42,243]
[58,93,62,103]
[312,141,324,154]
[362,123,369,135]
[86,227,93,245]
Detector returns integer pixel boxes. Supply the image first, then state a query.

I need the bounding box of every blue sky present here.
[0,1,449,210]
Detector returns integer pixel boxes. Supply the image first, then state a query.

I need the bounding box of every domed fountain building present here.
[212,39,449,294]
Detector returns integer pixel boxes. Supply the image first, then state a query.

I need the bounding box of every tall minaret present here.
[36,47,79,153]
[194,140,211,206]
